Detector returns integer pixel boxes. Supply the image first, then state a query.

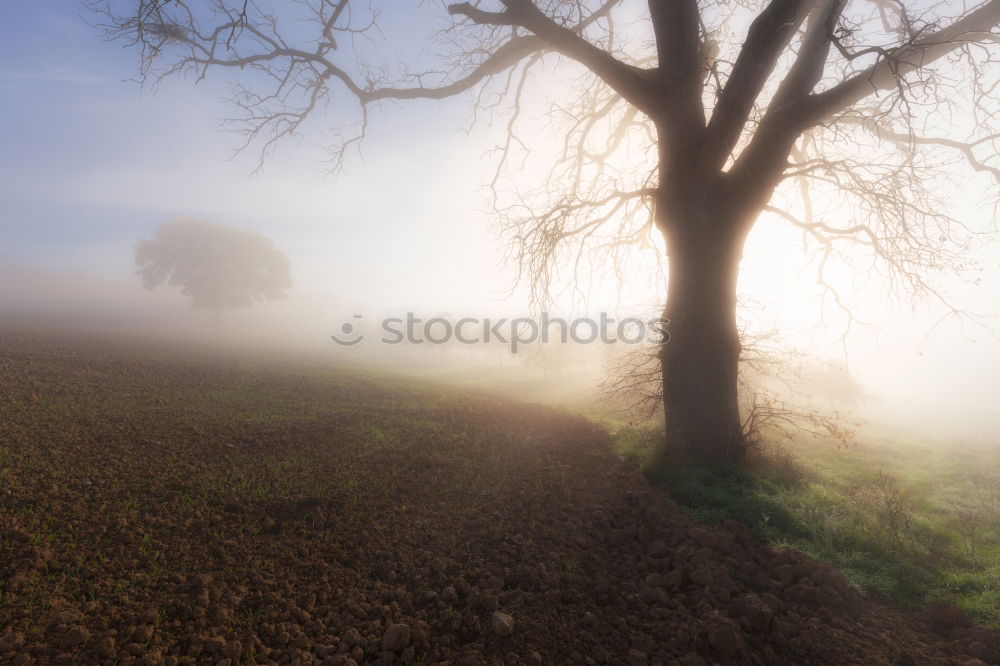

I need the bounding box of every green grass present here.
[614,426,1000,629]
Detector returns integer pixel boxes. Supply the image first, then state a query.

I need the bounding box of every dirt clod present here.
[63,626,90,647]
[491,611,515,637]
[626,648,647,665]
[381,624,411,652]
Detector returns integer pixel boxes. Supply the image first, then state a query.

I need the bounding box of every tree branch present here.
[804,0,1000,123]
[770,0,847,109]
[453,0,656,112]
[841,116,1000,184]
[700,0,814,172]
[363,36,547,103]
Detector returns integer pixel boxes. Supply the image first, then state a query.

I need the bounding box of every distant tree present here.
[135,219,292,322]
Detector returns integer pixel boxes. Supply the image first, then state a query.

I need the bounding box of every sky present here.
[1,1,999,441]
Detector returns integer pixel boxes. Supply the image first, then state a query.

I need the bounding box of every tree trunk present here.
[658,203,748,465]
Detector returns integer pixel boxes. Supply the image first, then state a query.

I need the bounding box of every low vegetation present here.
[615,426,1000,629]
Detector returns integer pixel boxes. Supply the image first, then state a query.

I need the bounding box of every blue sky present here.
[1,4,138,260]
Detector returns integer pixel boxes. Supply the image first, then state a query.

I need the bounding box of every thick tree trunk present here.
[658,203,748,465]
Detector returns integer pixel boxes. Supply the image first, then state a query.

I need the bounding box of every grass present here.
[613,425,1000,629]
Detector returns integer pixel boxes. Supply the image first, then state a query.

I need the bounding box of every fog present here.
[2,2,1000,445]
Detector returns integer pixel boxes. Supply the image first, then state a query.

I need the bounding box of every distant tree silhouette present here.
[135,219,292,322]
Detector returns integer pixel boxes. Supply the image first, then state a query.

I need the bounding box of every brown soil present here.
[0,328,997,665]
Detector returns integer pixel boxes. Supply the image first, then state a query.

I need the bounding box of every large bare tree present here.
[94,0,1000,463]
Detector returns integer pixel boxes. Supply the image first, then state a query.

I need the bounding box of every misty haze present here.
[2,1,1000,664]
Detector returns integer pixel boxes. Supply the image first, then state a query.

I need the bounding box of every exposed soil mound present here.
[0,329,997,665]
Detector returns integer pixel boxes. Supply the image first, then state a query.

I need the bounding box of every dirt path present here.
[0,329,996,665]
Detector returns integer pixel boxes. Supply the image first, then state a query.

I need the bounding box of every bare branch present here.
[805,0,1000,123]
[470,0,656,112]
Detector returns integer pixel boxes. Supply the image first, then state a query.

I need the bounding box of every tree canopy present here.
[135,219,292,317]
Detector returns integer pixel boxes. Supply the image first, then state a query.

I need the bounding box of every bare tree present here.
[136,218,292,322]
[94,0,1000,463]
